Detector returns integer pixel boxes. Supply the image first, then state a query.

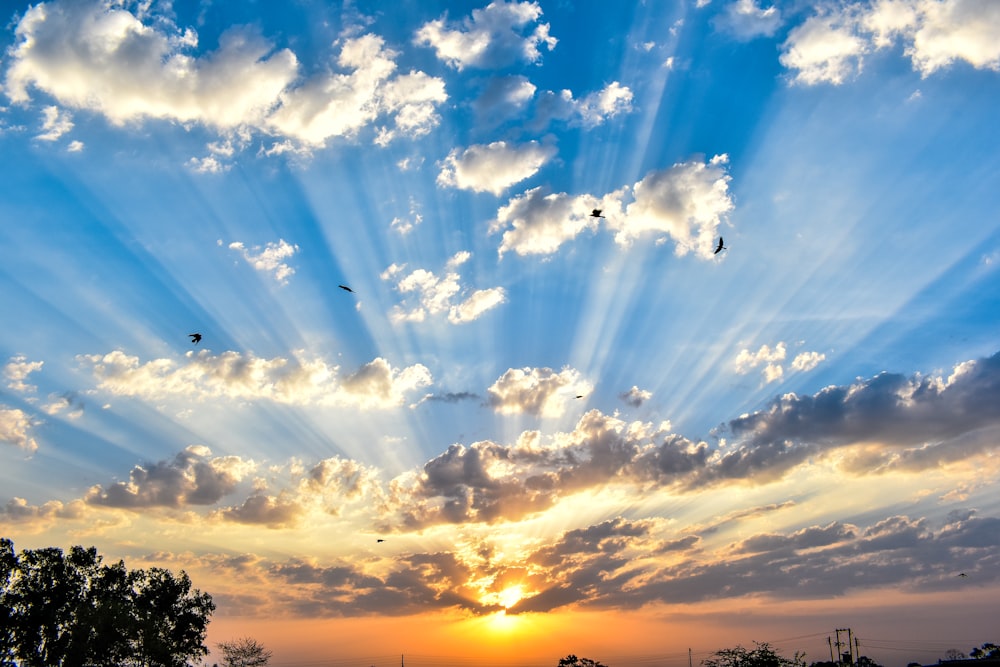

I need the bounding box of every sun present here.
[497,585,524,609]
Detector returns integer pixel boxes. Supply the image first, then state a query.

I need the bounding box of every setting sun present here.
[498,585,525,609]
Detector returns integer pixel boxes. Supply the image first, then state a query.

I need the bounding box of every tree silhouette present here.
[970,645,999,660]
[0,537,214,667]
[559,655,609,667]
[704,642,806,667]
[218,636,273,667]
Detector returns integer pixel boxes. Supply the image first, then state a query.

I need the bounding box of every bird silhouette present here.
[338,284,354,293]
[189,333,202,345]
[575,395,584,399]
[958,572,968,577]
[590,209,605,218]
[376,539,385,543]
[714,237,726,254]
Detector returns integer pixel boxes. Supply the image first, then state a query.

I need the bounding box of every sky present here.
[1,0,999,665]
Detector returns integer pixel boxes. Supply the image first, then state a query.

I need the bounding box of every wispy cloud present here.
[228,239,299,284]
[4,356,43,394]
[79,350,433,409]
[35,105,73,141]
[0,407,39,454]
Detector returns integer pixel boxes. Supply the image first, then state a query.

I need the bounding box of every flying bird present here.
[575,395,584,399]
[189,333,202,345]
[338,285,354,293]
[376,539,385,543]
[714,237,727,254]
[958,573,968,578]
[590,209,605,218]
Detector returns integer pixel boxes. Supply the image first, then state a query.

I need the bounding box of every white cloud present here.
[385,251,506,324]
[67,139,84,152]
[267,34,446,146]
[491,155,733,259]
[4,2,447,155]
[4,356,44,394]
[491,188,610,257]
[487,366,590,417]
[736,342,825,383]
[0,407,38,453]
[713,0,783,41]
[534,81,635,129]
[791,351,827,372]
[437,140,556,195]
[616,154,733,254]
[6,2,297,127]
[188,155,230,174]
[36,105,73,141]
[414,1,557,70]
[79,350,432,410]
[229,239,299,284]
[780,0,1000,85]
[449,288,508,324]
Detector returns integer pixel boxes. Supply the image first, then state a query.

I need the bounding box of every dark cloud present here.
[85,446,248,508]
[217,492,303,528]
[508,512,1000,612]
[421,391,481,404]
[729,352,1000,455]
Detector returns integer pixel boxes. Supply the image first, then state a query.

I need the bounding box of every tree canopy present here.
[0,537,215,667]
[217,636,272,667]
[704,642,807,667]
[559,656,609,667]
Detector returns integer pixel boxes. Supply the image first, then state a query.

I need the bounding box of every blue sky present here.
[2,1,1000,664]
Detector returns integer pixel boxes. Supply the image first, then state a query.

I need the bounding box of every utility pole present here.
[829,637,835,663]
[834,629,854,665]
[689,648,693,667]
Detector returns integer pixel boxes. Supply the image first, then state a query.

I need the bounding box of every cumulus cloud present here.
[4,356,44,394]
[735,342,787,383]
[533,81,634,128]
[491,188,609,257]
[437,140,556,195]
[780,0,1000,85]
[414,1,557,70]
[267,33,446,147]
[487,366,590,417]
[85,445,256,509]
[79,350,432,409]
[1,497,87,523]
[228,239,299,284]
[727,350,1000,475]
[735,342,825,384]
[713,0,782,40]
[4,2,446,161]
[0,407,39,453]
[216,492,303,528]
[619,386,652,407]
[383,252,507,324]
[491,156,733,259]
